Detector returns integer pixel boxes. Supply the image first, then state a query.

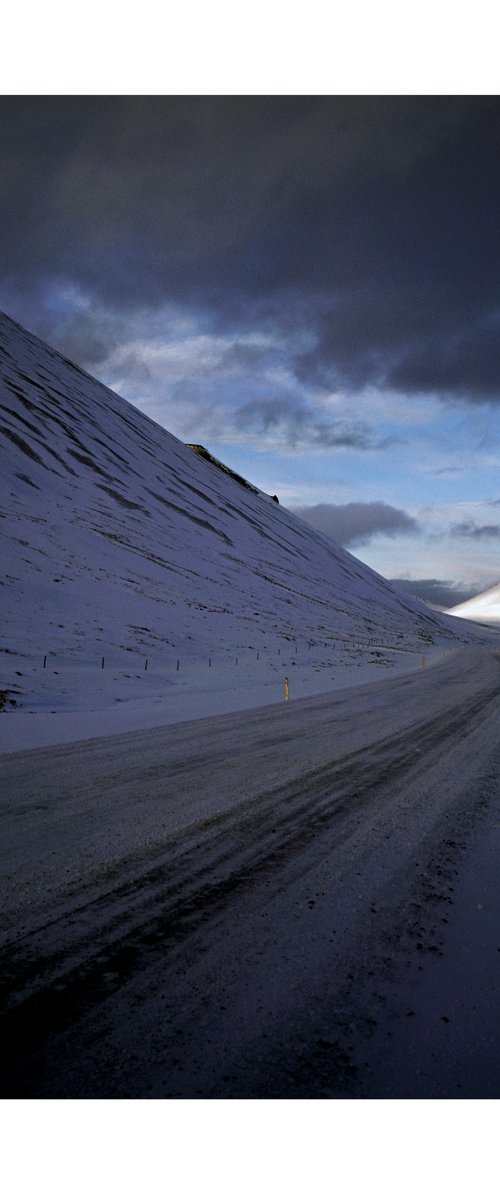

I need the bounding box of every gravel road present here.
[1,647,500,1098]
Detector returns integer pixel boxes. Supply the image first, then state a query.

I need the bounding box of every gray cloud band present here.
[290,501,419,547]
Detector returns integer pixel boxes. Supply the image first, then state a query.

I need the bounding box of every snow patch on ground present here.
[0,644,451,752]
[0,310,492,753]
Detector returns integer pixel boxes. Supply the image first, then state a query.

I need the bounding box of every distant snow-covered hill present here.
[0,311,477,733]
[446,582,500,625]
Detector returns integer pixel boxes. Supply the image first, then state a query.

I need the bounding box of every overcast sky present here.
[1,94,500,606]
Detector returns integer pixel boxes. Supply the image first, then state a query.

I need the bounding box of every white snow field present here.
[2,310,500,1100]
[0,310,483,752]
[2,645,500,1098]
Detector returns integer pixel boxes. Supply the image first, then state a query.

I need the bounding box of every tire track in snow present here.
[1,651,500,1095]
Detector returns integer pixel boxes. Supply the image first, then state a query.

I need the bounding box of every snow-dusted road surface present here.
[1,648,500,1098]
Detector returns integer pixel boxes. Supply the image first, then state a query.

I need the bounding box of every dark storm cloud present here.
[427,466,463,477]
[290,501,419,547]
[1,95,500,401]
[32,303,128,368]
[234,397,372,449]
[388,578,479,608]
[451,522,500,539]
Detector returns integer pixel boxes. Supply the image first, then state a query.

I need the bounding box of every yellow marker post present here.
[422,656,426,668]
[284,676,289,701]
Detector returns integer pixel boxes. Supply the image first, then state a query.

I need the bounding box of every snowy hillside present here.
[0,311,478,747]
[446,582,500,625]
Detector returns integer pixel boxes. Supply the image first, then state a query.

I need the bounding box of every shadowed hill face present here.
[0,310,463,712]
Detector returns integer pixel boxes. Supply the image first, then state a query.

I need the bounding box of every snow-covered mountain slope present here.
[0,311,479,738]
[446,582,500,625]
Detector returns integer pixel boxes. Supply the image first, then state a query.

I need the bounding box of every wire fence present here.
[10,631,448,683]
